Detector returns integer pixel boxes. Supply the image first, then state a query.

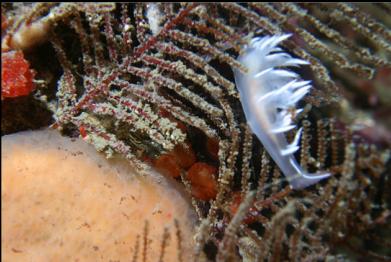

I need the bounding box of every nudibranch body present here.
[233,34,330,189]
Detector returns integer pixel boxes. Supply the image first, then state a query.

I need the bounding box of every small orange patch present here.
[229,192,258,224]
[153,153,181,178]
[79,126,87,138]
[187,162,217,201]
[206,137,219,161]
[172,143,196,169]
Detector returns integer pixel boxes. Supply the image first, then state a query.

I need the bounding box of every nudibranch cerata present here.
[233,34,330,189]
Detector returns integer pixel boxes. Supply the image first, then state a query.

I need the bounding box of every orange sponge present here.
[2,129,196,261]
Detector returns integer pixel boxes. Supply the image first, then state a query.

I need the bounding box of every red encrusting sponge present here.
[1,50,36,99]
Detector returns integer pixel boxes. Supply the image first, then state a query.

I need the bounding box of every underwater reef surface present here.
[1,3,390,261]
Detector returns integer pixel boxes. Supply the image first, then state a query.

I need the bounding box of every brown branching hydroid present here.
[2,3,390,261]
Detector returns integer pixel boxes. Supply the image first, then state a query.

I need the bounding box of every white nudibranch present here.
[233,34,330,189]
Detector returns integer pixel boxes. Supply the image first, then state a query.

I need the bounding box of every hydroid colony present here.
[1,3,390,261]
